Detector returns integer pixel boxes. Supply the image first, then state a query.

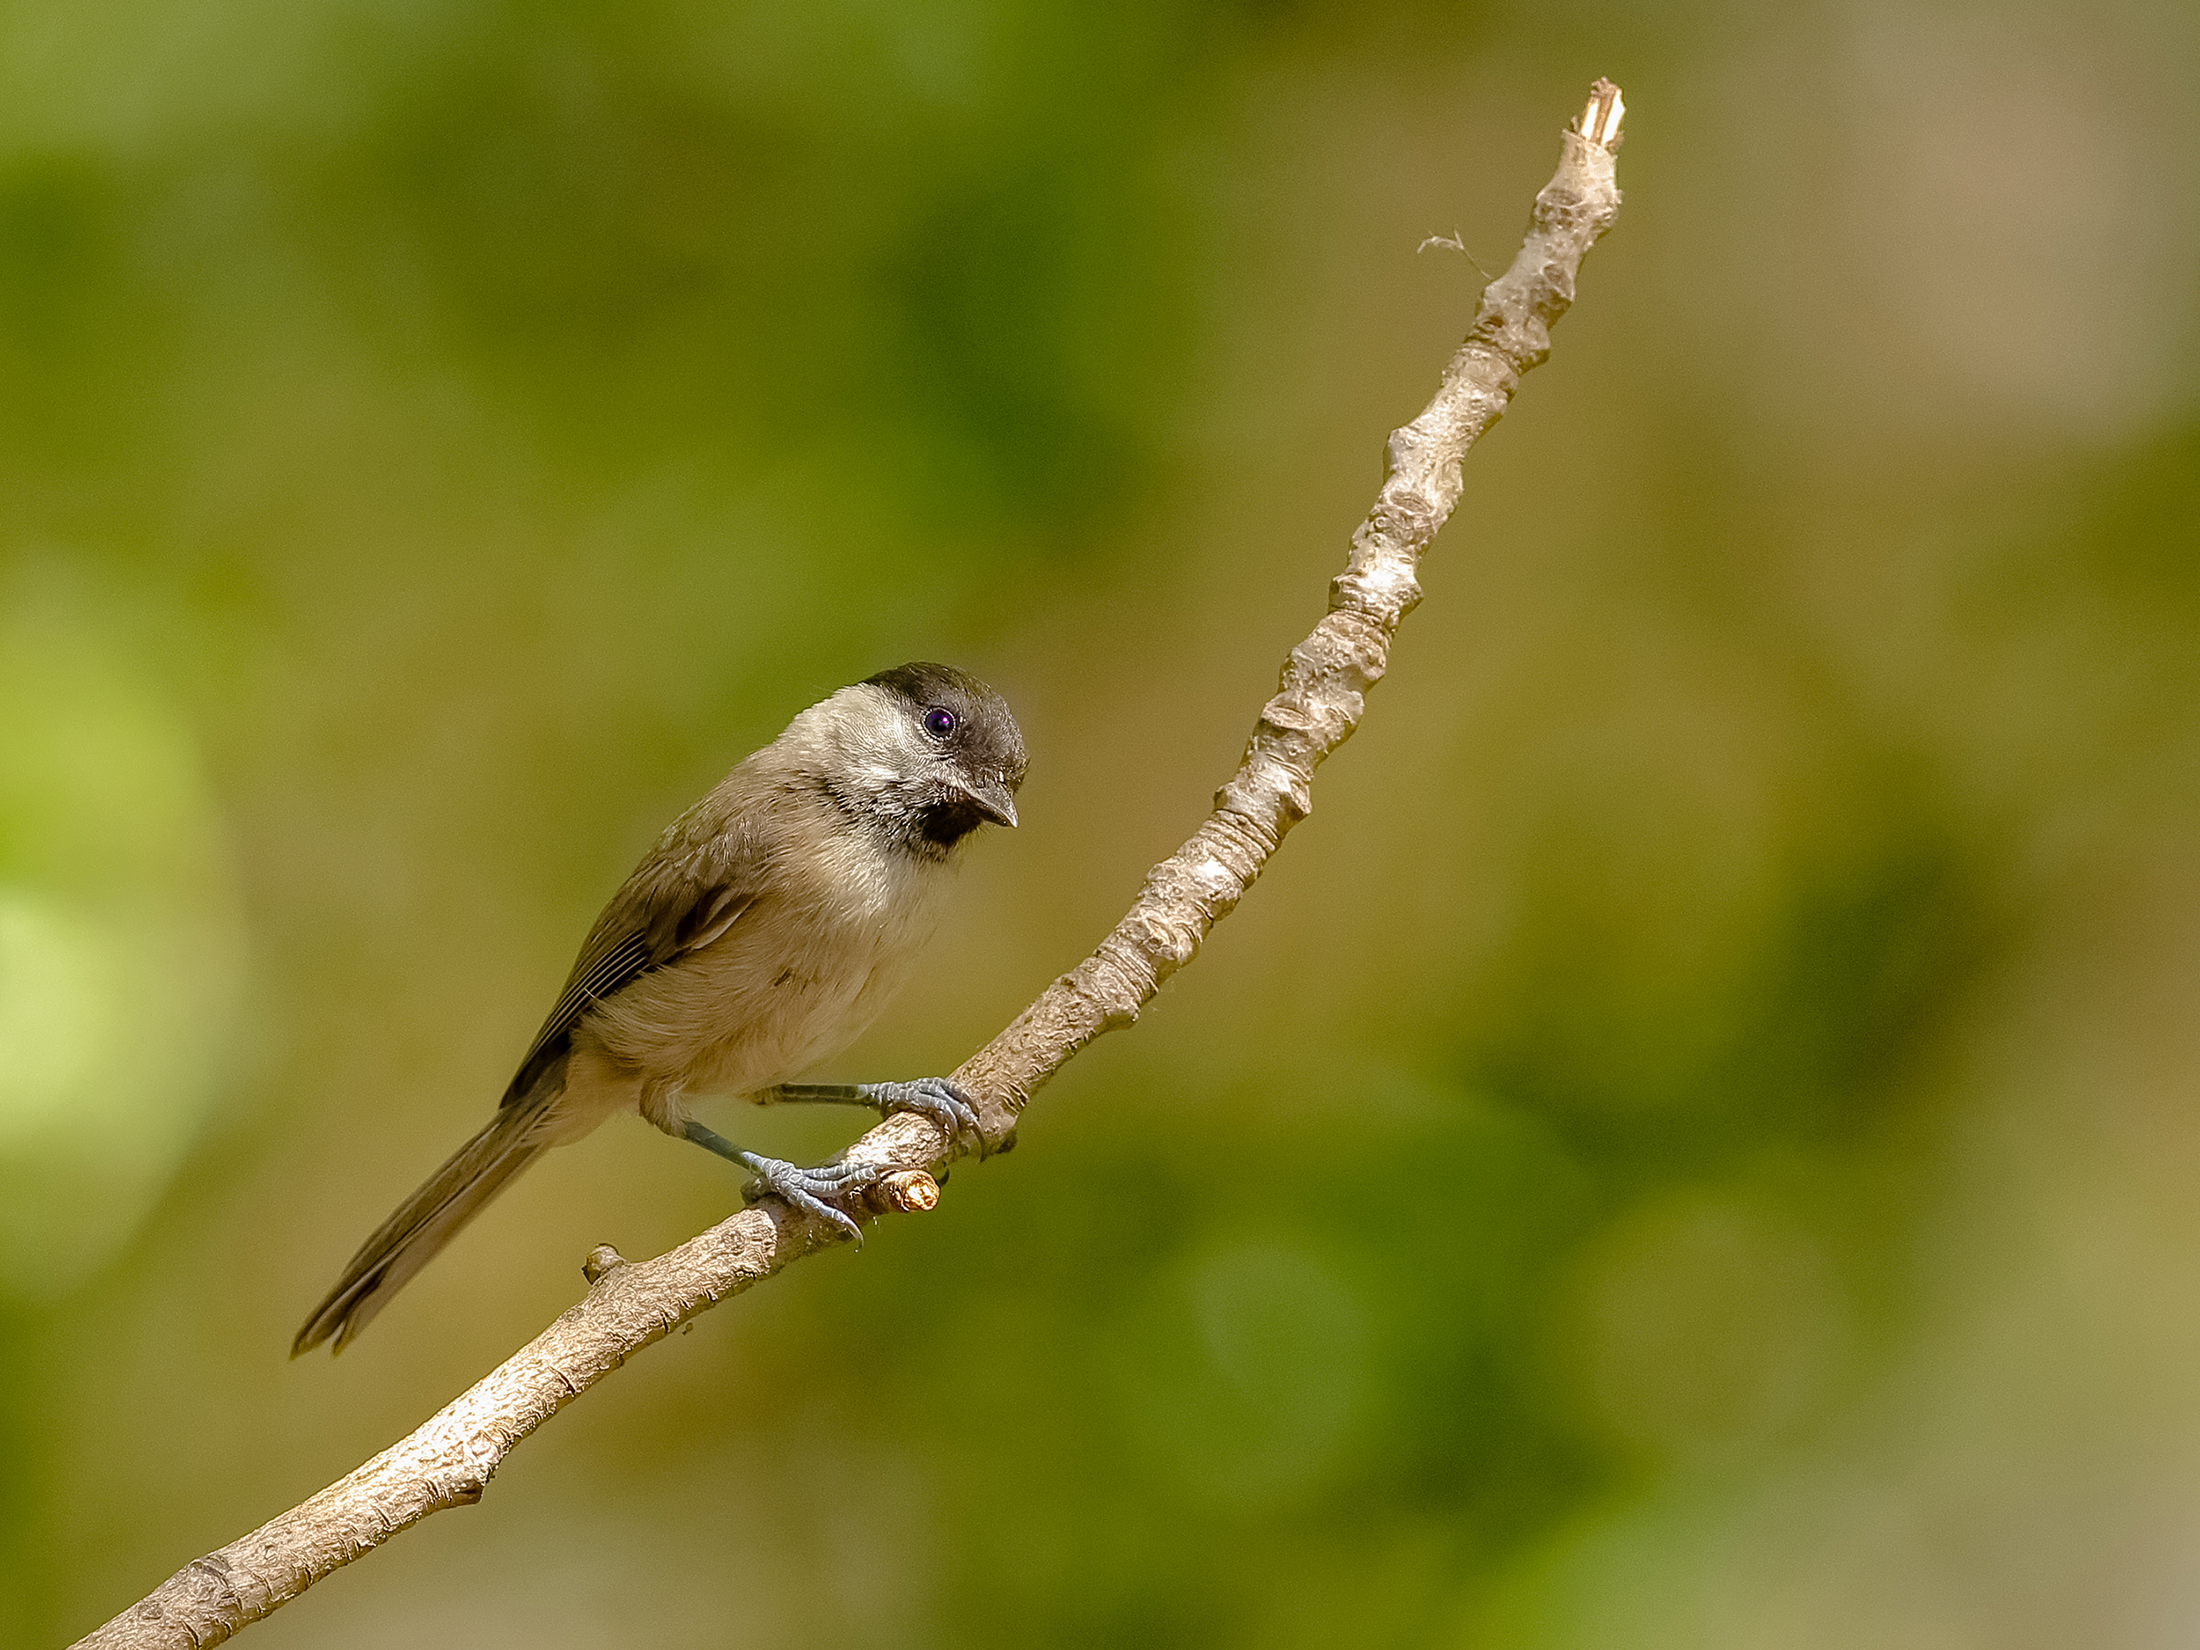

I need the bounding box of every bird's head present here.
[808,663,1027,857]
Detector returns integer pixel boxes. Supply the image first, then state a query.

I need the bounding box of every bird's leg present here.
[680,1119,875,1244]
[761,1079,980,1150]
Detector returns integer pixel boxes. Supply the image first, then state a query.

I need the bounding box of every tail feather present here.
[294,1107,550,1356]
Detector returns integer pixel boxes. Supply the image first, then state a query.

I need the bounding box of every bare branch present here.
[73,79,1625,1650]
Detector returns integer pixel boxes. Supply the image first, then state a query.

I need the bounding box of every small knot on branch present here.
[874,1169,940,1213]
[581,1245,628,1285]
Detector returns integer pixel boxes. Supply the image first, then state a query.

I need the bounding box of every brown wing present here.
[499,799,763,1108]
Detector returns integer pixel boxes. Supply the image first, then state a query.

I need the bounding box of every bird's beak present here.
[960,775,1019,829]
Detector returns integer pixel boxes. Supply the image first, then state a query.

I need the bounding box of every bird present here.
[294,662,1026,1355]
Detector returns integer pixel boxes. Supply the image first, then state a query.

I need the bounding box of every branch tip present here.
[1577,78,1625,149]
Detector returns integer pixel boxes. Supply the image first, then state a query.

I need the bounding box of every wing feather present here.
[498,808,764,1107]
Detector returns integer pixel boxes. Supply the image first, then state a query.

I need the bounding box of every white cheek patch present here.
[851,759,903,794]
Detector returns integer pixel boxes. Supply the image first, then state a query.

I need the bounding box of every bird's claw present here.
[740,1154,875,1245]
[864,1077,982,1151]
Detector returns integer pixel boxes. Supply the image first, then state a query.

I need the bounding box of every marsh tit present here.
[295,663,1025,1354]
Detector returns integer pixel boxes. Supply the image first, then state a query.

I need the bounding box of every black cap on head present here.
[865,661,990,708]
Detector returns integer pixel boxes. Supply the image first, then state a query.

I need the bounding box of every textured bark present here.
[74,80,1624,1650]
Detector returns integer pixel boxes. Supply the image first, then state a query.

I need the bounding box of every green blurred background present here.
[4,0,2198,1643]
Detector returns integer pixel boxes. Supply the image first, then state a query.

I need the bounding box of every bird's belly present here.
[680,945,898,1094]
[583,858,950,1098]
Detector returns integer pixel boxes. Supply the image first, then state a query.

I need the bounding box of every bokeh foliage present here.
[4,0,2199,1644]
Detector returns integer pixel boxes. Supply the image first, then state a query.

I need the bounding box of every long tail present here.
[293,1100,554,1356]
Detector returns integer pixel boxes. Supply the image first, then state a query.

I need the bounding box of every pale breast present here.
[581,821,955,1098]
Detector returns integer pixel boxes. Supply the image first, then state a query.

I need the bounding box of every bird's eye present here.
[923,707,958,739]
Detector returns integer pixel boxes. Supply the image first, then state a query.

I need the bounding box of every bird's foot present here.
[682,1120,876,1244]
[739,1152,879,1244]
[770,1078,981,1152]
[861,1078,981,1149]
